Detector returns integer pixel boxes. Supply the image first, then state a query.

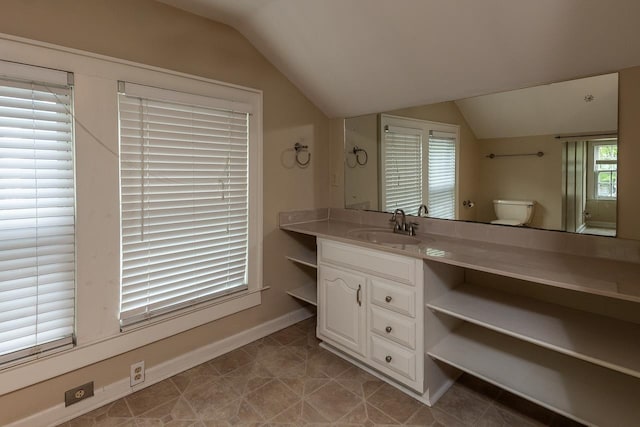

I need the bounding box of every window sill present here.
[0,291,261,395]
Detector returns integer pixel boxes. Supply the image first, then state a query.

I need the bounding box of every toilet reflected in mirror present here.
[491,200,535,226]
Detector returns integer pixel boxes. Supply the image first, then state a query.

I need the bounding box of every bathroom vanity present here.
[280,208,640,426]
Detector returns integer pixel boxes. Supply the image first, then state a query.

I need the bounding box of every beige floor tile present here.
[304,381,362,422]
[335,366,383,398]
[305,349,353,379]
[493,391,555,425]
[170,364,220,394]
[405,406,437,426]
[60,318,587,427]
[259,347,307,378]
[434,384,490,425]
[365,383,422,424]
[183,378,240,420]
[431,408,469,427]
[65,399,134,427]
[209,348,255,375]
[270,325,309,345]
[475,404,540,427]
[126,380,181,417]
[244,379,300,420]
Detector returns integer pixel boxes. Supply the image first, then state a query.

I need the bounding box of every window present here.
[427,131,457,219]
[118,82,255,328]
[593,141,617,200]
[0,62,75,366]
[379,114,459,218]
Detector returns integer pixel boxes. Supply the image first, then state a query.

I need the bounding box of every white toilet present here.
[491,200,535,226]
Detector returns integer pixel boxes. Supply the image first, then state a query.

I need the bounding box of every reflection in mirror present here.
[344,73,618,236]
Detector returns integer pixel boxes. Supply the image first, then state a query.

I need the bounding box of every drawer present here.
[370,335,416,382]
[370,278,416,317]
[319,239,417,285]
[370,305,416,349]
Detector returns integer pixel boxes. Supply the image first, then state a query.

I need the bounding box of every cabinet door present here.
[318,265,366,356]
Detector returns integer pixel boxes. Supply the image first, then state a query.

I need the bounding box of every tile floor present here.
[58,318,584,427]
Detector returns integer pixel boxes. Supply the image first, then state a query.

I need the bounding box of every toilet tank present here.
[493,200,535,225]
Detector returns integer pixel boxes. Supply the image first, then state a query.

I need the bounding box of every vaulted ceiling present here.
[158,0,640,119]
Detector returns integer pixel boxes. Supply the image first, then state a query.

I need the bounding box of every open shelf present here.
[286,283,317,306]
[286,253,317,269]
[428,323,640,426]
[427,283,640,379]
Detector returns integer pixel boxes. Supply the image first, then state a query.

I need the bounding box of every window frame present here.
[591,140,618,201]
[116,81,259,330]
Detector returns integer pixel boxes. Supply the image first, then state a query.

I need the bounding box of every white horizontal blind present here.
[383,125,423,212]
[428,131,457,219]
[0,73,75,366]
[119,84,250,327]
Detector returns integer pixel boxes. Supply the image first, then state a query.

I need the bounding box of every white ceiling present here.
[158,0,640,119]
[455,73,619,139]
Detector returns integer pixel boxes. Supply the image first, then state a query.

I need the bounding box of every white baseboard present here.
[8,306,315,427]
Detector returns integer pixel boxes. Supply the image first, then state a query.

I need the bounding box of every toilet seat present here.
[490,219,524,226]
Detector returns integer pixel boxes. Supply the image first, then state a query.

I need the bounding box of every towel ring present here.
[352,146,368,166]
[294,142,311,166]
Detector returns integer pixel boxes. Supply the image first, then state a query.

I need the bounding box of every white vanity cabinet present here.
[317,238,429,394]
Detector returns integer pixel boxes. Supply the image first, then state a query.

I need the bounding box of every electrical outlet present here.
[130,360,145,387]
[65,381,94,407]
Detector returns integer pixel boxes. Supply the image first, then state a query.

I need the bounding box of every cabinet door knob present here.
[385,355,392,363]
[385,326,392,333]
[385,296,392,303]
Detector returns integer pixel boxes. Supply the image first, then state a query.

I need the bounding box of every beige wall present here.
[585,200,617,225]
[344,114,379,210]
[476,135,564,230]
[0,0,329,424]
[329,118,346,208]
[617,66,640,240]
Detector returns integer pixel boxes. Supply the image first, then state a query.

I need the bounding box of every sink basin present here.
[346,228,422,245]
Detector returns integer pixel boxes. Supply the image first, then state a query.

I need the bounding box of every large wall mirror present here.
[344,73,619,236]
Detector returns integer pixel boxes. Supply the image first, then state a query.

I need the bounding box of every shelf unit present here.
[286,283,317,306]
[285,239,318,306]
[285,253,317,269]
[427,283,640,378]
[428,323,640,426]
[424,258,640,426]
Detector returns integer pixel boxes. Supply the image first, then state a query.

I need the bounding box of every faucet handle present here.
[407,222,419,236]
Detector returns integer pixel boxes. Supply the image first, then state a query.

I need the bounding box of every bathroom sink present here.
[346,228,422,245]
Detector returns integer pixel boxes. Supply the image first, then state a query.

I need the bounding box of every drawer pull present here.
[385,296,393,303]
[385,355,393,363]
[385,326,393,333]
[357,284,362,306]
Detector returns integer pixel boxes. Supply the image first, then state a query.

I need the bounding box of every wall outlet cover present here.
[130,360,145,387]
[65,381,94,407]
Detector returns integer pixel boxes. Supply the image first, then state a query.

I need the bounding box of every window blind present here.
[428,131,457,219]
[382,125,423,212]
[0,69,75,366]
[118,83,250,327]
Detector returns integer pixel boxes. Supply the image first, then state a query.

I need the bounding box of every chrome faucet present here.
[417,204,429,217]
[389,208,418,236]
[390,209,406,232]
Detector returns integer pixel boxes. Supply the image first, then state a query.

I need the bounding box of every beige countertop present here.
[280,218,640,304]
